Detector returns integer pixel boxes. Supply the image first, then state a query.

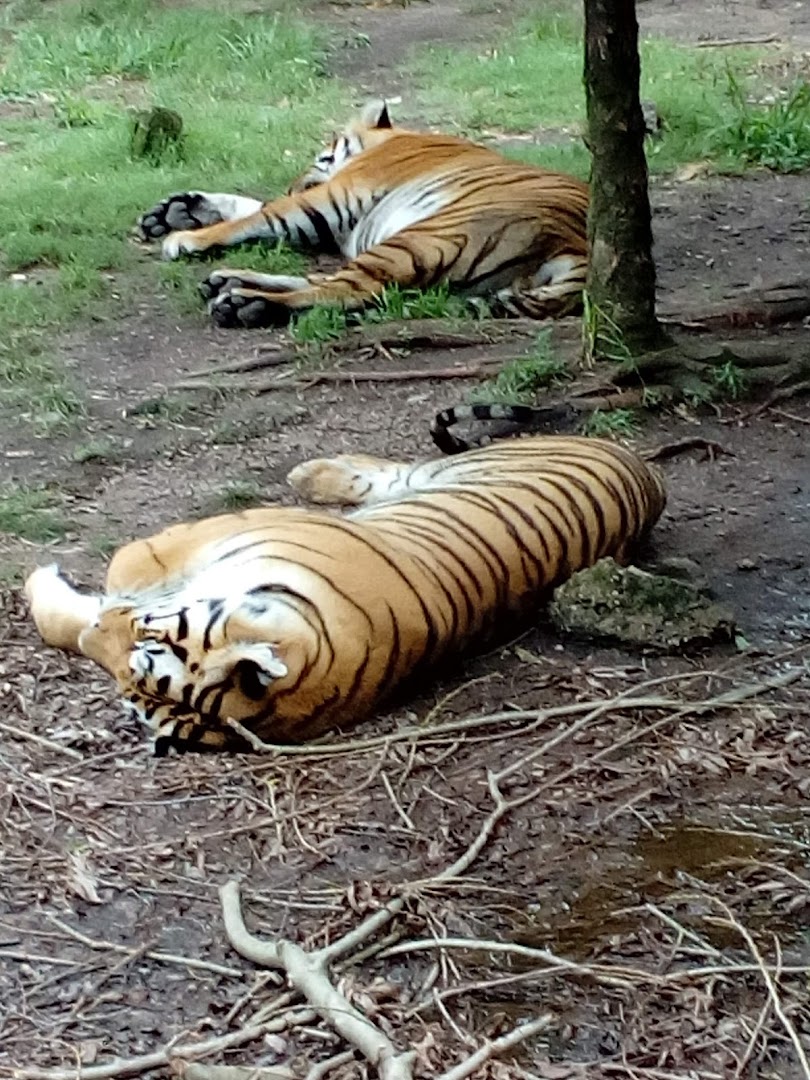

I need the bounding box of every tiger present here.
[25,435,665,755]
[136,100,590,329]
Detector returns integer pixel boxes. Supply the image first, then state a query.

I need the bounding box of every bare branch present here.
[436,1015,554,1080]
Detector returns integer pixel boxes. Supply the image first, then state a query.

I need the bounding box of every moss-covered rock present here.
[550,557,735,650]
[129,107,183,164]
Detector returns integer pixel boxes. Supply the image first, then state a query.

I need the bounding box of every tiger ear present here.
[359,99,392,129]
[230,644,288,700]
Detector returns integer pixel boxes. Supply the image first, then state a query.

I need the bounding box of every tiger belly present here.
[342,177,452,257]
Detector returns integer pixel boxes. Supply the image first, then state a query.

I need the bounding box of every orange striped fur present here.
[26,436,665,754]
[137,101,590,328]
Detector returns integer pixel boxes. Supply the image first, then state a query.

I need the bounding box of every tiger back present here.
[25,436,665,754]
[136,101,590,329]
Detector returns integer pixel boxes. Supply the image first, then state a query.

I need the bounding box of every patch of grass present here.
[711,358,748,400]
[581,408,641,440]
[0,331,85,430]
[72,438,122,464]
[207,479,265,512]
[413,11,768,175]
[712,77,810,173]
[0,0,343,425]
[87,532,122,558]
[582,293,633,366]
[0,485,70,542]
[210,415,270,445]
[367,282,468,321]
[0,562,26,588]
[129,393,199,423]
[290,305,349,345]
[472,331,570,404]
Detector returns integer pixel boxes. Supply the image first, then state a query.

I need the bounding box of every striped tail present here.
[430,402,578,455]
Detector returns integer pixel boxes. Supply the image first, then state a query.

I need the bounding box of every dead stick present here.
[643,437,735,463]
[0,719,84,761]
[182,352,292,379]
[436,1015,553,1080]
[254,361,506,393]
[745,378,810,419]
[46,915,243,978]
[13,1022,279,1080]
[175,1067,294,1080]
[695,33,779,47]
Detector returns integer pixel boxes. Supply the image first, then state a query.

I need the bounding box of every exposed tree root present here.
[643,437,735,463]
[612,334,810,409]
[664,278,810,330]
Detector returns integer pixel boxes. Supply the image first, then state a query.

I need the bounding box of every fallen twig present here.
[304,1051,356,1080]
[695,33,779,46]
[231,692,711,759]
[217,755,545,1077]
[0,718,84,761]
[436,1015,554,1080]
[13,1021,282,1080]
[174,1066,295,1080]
[707,899,810,1078]
[45,915,244,979]
[220,883,415,1079]
[182,350,291,380]
[254,360,506,393]
[745,378,810,419]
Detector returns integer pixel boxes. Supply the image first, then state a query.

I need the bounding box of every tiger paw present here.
[137,192,224,241]
[199,270,245,302]
[208,289,291,329]
[288,454,389,505]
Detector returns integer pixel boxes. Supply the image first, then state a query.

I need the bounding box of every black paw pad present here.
[137,193,223,241]
[209,292,289,329]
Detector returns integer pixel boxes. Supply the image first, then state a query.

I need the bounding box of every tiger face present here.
[288,99,397,192]
[79,596,291,746]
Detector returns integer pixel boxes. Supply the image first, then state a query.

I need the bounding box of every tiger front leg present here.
[137,192,264,242]
[25,565,103,654]
[152,184,349,261]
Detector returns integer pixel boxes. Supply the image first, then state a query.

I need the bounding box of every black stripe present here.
[203,599,225,650]
[327,189,345,231]
[302,203,339,252]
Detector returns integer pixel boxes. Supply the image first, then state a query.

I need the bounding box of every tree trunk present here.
[584,0,666,352]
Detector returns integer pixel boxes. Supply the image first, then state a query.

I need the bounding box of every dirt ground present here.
[2,0,810,1077]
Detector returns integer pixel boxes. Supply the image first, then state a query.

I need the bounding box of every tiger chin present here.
[136,100,590,329]
[25,436,665,756]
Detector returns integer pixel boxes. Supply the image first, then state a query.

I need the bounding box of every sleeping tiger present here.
[25,436,664,754]
[136,101,589,329]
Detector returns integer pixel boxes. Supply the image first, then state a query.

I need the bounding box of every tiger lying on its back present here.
[137,101,590,329]
[26,436,664,755]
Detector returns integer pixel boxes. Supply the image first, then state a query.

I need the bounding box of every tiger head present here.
[289,99,400,192]
[79,599,290,754]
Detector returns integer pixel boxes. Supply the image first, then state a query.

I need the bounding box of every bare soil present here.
[2,1,810,1077]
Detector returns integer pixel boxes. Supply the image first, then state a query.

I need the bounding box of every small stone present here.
[736,558,758,572]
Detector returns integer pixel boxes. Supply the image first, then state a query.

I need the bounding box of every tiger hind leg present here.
[137,192,263,242]
[494,254,587,318]
[203,226,465,328]
[288,455,413,507]
[288,440,495,507]
[198,268,312,304]
[25,565,102,654]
